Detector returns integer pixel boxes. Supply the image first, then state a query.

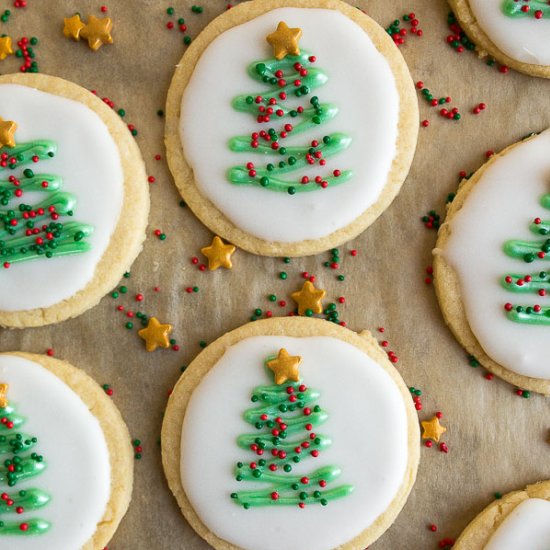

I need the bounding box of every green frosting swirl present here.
[502,0,550,18]
[227,51,353,194]
[503,192,550,325]
[0,403,50,536]
[231,356,353,508]
[0,140,93,267]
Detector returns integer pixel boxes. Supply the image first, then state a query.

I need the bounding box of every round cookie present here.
[449,0,550,78]
[0,73,149,328]
[161,317,419,550]
[454,480,550,549]
[0,351,133,549]
[165,0,418,257]
[434,129,550,395]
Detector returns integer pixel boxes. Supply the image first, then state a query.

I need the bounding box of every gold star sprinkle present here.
[138,317,172,352]
[291,280,326,316]
[0,36,13,61]
[201,236,236,270]
[0,118,17,149]
[266,21,302,60]
[63,14,86,41]
[80,15,113,51]
[266,349,302,385]
[0,384,8,409]
[421,416,447,443]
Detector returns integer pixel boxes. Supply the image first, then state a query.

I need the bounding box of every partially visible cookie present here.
[454,480,550,549]
[434,129,550,395]
[0,352,133,549]
[0,73,149,328]
[161,317,419,550]
[449,0,550,78]
[165,0,418,257]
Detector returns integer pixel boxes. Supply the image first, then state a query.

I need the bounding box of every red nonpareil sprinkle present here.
[148,176,156,184]
[100,5,108,12]
[485,373,494,380]
[46,348,54,356]
[439,442,448,453]
[429,524,437,532]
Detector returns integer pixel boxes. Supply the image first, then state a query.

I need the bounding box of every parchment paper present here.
[0,1,548,548]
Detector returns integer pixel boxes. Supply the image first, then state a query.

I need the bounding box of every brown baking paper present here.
[0,1,549,548]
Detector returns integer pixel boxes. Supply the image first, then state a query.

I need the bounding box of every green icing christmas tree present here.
[502,0,550,19]
[0,123,93,270]
[502,192,550,325]
[227,21,353,195]
[0,384,50,536]
[231,348,353,509]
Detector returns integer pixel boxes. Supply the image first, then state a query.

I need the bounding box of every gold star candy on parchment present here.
[0,117,17,148]
[266,21,302,60]
[0,383,8,409]
[80,15,113,51]
[421,416,447,443]
[266,349,302,385]
[138,317,172,352]
[63,14,86,41]
[201,235,236,271]
[291,280,326,316]
[0,36,13,61]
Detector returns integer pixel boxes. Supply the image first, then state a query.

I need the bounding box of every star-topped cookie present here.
[162,317,420,549]
[166,0,418,256]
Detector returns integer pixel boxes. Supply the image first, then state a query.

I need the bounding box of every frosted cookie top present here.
[0,354,110,549]
[484,498,550,550]
[0,83,123,312]
[469,0,550,65]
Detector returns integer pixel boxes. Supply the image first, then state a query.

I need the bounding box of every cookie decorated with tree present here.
[0,73,149,329]
[166,0,418,256]
[162,317,419,550]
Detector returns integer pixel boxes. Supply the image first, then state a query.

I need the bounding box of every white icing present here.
[180,8,399,243]
[0,354,111,549]
[484,498,550,550]
[441,129,550,380]
[0,84,124,311]
[469,0,550,65]
[180,335,409,550]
